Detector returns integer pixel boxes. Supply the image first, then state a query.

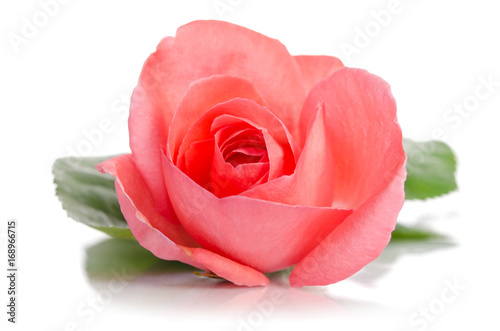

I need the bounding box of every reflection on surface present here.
[84,239,347,316]
[351,240,456,285]
[84,237,454,320]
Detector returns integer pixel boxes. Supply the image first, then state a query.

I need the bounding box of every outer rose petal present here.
[97,154,269,287]
[299,68,406,209]
[129,83,174,220]
[130,21,306,217]
[290,67,407,287]
[294,55,344,94]
[162,154,352,273]
[97,154,196,247]
[179,246,269,287]
[289,166,406,287]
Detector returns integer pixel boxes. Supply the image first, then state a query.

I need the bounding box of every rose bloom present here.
[97,20,406,287]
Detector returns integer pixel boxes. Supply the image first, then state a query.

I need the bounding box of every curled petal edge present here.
[97,154,269,287]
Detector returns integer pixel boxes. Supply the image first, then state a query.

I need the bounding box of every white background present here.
[1,0,499,330]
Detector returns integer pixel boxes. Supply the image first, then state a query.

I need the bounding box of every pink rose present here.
[97,20,406,287]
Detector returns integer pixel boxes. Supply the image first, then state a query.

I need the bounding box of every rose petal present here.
[224,145,266,162]
[294,55,344,94]
[180,246,269,287]
[162,154,352,273]
[97,154,196,247]
[181,138,214,186]
[170,21,306,137]
[97,154,269,287]
[299,68,406,209]
[129,83,173,219]
[217,127,263,150]
[210,139,269,197]
[241,105,335,207]
[289,68,407,286]
[210,114,285,180]
[289,165,406,287]
[175,99,298,184]
[168,75,267,163]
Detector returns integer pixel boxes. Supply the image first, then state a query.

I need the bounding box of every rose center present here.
[218,128,268,168]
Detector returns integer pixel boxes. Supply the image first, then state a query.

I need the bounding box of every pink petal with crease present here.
[299,68,406,209]
[241,105,335,207]
[289,68,406,286]
[97,154,269,287]
[168,75,267,163]
[162,154,352,273]
[289,166,406,287]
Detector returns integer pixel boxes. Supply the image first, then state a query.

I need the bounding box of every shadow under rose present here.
[83,237,452,321]
[350,239,456,286]
[83,238,359,320]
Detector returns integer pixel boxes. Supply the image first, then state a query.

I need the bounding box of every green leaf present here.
[53,155,134,239]
[390,224,444,241]
[85,238,195,279]
[404,139,458,200]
